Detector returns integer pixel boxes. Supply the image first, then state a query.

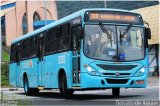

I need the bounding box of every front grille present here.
[97,64,137,70]
[119,73,131,75]
[102,73,131,76]
[102,73,114,75]
[106,79,128,84]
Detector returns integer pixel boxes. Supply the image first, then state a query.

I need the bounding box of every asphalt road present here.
[1,77,159,105]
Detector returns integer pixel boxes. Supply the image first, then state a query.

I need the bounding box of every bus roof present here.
[11,8,139,44]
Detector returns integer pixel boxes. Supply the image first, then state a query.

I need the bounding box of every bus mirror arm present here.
[144,21,151,39]
[145,27,151,39]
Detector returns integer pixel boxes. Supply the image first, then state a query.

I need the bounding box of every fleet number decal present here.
[58,55,65,64]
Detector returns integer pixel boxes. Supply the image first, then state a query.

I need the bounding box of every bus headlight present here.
[85,65,100,76]
[134,67,146,77]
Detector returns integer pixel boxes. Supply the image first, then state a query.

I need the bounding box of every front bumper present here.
[80,72,147,89]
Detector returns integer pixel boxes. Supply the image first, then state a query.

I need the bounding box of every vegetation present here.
[1,46,10,87]
[1,75,9,86]
[1,63,10,87]
[2,50,10,62]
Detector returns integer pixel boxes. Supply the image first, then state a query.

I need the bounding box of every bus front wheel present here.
[60,74,74,99]
[23,75,39,96]
[112,88,120,97]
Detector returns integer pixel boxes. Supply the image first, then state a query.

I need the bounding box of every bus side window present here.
[50,28,58,40]
[10,44,16,62]
[22,39,29,59]
[37,33,45,60]
[30,36,37,57]
[15,42,21,63]
[71,26,82,50]
[22,40,25,59]
[45,27,58,54]
[26,38,31,58]
[59,23,70,51]
[46,30,50,41]
[45,30,50,54]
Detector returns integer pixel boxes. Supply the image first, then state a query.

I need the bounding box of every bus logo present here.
[58,55,65,64]
[29,60,33,67]
[115,72,120,77]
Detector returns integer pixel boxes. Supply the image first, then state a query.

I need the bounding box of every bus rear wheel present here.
[60,74,74,99]
[23,75,39,96]
[112,88,120,97]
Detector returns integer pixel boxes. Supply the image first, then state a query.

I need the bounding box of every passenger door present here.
[37,34,45,87]
[71,26,82,86]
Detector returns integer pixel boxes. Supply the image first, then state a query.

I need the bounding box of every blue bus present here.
[9,8,151,99]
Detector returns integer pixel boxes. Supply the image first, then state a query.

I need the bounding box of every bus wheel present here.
[60,74,74,99]
[23,76,39,96]
[112,88,120,97]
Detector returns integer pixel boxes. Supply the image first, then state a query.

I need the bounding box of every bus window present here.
[22,40,25,59]
[37,34,45,61]
[31,36,37,46]
[45,28,58,54]
[59,23,70,51]
[71,26,82,50]
[30,36,37,57]
[10,44,16,62]
[22,39,30,59]
[16,43,21,63]
[61,23,70,37]
[50,28,58,40]
[46,30,50,41]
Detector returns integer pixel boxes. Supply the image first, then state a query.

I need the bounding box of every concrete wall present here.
[5,8,17,46]
[4,1,57,46]
[133,5,160,45]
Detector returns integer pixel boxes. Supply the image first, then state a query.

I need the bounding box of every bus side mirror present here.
[145,27,151,39]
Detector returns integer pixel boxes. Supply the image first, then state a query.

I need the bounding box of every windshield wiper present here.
[99,23,112,47]
[119,30,122,46]
[119,24,132,46]
[120,24,132,38]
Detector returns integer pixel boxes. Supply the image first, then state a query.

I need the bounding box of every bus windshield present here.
[84,24,145,61]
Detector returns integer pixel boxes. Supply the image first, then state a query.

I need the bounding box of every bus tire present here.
[60,73,74,99]
[23,75,39,96]
[112,88,120,97]
[32,88,39,95]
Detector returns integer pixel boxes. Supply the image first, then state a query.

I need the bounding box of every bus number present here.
[58,55,65,64]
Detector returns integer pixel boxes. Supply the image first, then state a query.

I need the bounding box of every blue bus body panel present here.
[43,51,73,88]
[9,51,73,88]
[80,73,148,88]
[20,58,39,88]
[9,63,17,87]
[80,47,149,89]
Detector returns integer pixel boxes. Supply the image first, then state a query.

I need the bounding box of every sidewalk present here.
[148,77,159,86]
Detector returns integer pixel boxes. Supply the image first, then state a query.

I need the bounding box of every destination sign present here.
[85,11,143,24]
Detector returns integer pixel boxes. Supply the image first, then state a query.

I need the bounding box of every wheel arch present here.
[23,72,27,84]
[58,68,66,88]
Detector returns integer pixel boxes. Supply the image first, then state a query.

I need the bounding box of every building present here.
[1,0,57,46]
[133,5,160,72]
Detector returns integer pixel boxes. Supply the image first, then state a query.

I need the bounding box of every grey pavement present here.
[1,77,159,105]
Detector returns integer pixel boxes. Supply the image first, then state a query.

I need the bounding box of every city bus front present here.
[80,10,151,92]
